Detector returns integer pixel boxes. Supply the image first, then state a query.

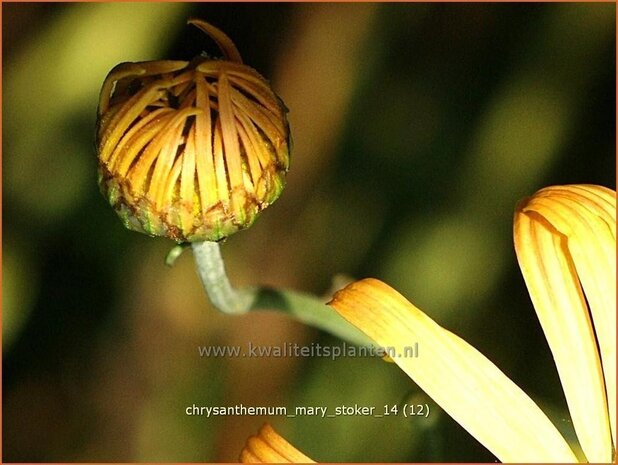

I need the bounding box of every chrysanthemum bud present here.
[96,19,290,242]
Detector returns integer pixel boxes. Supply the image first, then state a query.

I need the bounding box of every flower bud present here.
[96,19,290,242]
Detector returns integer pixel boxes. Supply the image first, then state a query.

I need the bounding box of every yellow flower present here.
[96,19,290,242]
[330,184,615,462]
[513,184,615,461]
[238,185,615,463]
[239,423,315,463]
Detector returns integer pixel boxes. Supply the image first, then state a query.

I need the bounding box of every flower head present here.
[96,19,290,242]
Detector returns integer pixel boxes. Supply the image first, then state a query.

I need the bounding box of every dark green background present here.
[3,3,615,462]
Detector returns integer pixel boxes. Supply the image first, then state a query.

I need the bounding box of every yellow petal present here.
[527,185,616,447]
[329,278,577,463]
[515,184,615,459]
[240,424,315,463]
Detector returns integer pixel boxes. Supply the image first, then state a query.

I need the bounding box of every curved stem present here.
[191,240,255,314]
[191,241,373,347]
[250,286,373,347]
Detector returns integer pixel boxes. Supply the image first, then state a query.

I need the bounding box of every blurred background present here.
[3,2,615,462]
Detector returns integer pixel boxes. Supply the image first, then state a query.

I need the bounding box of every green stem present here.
[250,286,373,347]
[191,240,255,314]
[191,241,373,347]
